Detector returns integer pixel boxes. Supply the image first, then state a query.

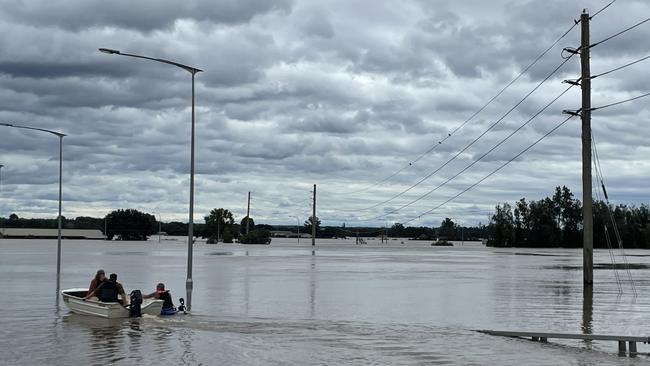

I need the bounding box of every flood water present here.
[1,237,650,365]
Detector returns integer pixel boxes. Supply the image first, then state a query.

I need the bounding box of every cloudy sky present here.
[1,0,649,227]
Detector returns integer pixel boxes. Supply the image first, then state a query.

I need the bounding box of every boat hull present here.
[61,288,164,318]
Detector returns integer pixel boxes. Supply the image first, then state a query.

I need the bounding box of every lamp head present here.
[99,48,120,55]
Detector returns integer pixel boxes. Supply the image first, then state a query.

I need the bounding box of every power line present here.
[590,0,617,19]
[590,91,650,111]
[591,54,650,79]
[592,132,637,295]
[590,17,650,48]
[397,115,576,226]
[366,85,575,221]
[339,53,577,213]
[333,20,581,196]
[590,158,623,294]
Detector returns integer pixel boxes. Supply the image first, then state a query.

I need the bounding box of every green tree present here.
[527,198,558,247]
[222,227,234,243]
[105,209,156,241]
[72,216,105,232]
[488,203,514,247]
[162,221,188,236]
[238,228,271,244]
[204,208,234,242]
[558,186,582,246]
[513,198,529,245]
[492,187,585,248]
[240,216,255,234]
[438,218,456,239]
[304,216,321,238]
[390,222,405,237]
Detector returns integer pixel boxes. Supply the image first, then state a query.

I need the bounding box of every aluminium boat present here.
[61,288,164,318]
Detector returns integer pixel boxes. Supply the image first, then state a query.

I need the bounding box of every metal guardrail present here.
[478,329,648,356]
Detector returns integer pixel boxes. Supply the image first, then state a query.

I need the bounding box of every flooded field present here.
[1,237,649,365]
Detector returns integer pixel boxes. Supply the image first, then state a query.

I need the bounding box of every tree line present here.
[487,186,650,248]
[14,186,648,249]
[1,211,486,243]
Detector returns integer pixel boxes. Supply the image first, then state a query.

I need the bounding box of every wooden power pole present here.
[312,184,316,246]
[246,191,251,235]
[580,10,593,285]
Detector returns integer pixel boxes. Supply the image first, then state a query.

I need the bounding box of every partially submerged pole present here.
[246,191,251,235]
[580,10,593,285]
[312,184,316,246]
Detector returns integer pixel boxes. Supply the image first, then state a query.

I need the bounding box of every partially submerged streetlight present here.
[0,122,66,292]
[99,48,202,311]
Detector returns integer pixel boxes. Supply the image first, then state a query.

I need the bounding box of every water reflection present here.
[62,315,129,362]
[126,320,143,363]
[310,252,316,318]
[55,288,60,312]
[582,285,593,349]
[244,260,250,316]
[178,328,197,365]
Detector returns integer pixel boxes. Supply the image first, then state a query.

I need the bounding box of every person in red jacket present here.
[86,269,106,299]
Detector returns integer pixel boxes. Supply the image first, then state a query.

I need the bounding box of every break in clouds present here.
[0,0,649,226]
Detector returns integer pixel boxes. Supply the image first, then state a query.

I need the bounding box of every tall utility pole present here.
[312,184,316,246]
[580,10,593,285]
[246,191,251,235]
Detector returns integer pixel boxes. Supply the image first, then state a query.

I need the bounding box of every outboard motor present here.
[129,290,143,317]
[177,298,187,314]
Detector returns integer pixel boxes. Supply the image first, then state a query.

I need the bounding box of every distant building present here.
[270,230,312,238]
[0,228,105,240]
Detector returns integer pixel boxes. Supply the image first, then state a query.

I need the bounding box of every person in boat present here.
[143,283,174,311]
[108,273,129,306]
[86,269,106,299]
[84,273,128,305]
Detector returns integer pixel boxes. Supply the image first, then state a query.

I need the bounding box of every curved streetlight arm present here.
[1,121,65,299]
[0,122,66,137]
[99,48,203,74]
[100,47,203,311]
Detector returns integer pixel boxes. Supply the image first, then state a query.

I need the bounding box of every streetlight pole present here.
[0,123,65,293]
[99,48,202,311]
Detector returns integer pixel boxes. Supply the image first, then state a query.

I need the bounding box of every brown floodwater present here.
[1,237,649,365]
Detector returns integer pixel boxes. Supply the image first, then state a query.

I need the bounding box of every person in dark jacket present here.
[84,273,128,305]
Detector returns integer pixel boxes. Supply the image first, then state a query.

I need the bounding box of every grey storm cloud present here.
[1,0,649,227]
[1,0,292,31]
